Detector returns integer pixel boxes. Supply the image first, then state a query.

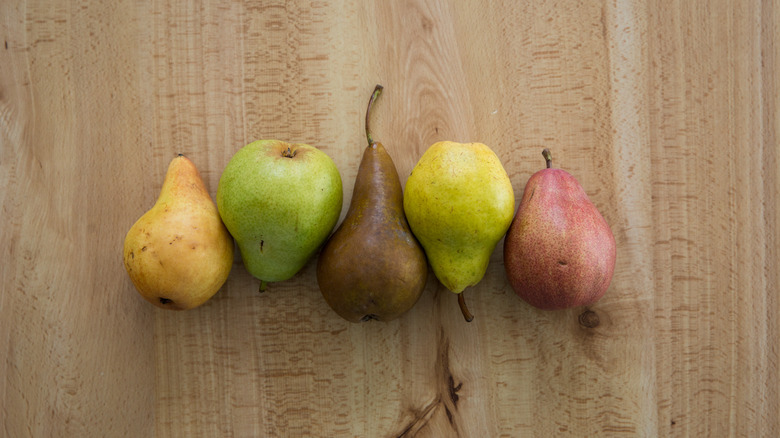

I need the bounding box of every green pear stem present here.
[259,280,267,293]
[458,293,474,322]
[365,84,384,146]
[542,148,552,168]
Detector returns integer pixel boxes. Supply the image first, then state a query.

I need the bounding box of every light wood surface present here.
[2,0,778,436]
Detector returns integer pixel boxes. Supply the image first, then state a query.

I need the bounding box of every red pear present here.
[503,149,616,310]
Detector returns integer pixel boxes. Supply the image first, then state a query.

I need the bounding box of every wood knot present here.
[448,375,462,406]
[578,309,600,328]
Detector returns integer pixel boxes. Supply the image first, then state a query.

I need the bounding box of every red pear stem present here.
[542,148,553,168]
[458,293,474,322]
[365,84,384,146]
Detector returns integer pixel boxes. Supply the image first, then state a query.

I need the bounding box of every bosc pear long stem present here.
[458,293,474,322]
[365,84,383,146]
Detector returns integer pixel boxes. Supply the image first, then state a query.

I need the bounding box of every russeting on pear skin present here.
[404,141,515,321]
[123,154,234,310]
[503,149,616,310]
[317,85,428,322]
[217,140,343,289]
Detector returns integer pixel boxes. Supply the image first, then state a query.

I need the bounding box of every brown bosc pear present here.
[503,149,616,310]
[316,85,428,322]
[123,154,234,310]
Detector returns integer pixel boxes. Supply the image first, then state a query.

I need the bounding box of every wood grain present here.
[1,0,778,437]
[0,1,156,437]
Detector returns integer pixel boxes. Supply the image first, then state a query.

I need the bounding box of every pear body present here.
[217,140,343,283]
[123,155,234,310]
[503,165,616,310]
[317,142,427,322]
[404,141,515,293]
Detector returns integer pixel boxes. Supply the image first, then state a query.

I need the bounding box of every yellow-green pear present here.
[123,154,234,310]
[216,140,343,288]
[404,142,514,321]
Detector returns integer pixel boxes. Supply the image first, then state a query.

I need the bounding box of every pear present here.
[123,154,234,310]
[503,149,616,310]
[317,85,428,322]
[217,140,342,288]
[404,141,515,321]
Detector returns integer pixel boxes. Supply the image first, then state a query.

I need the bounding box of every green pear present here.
[317,85,428,322]
[123,154,234,310]
[404,141,515,321]
[503,149,616,310]
[216,140,342,287]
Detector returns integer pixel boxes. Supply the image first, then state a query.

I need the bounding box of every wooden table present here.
[1,1,777,436]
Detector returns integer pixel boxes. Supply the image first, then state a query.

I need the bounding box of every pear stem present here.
[365,84,384,146]
[542,148,552,168]
[259,280,267,293]
[458,293,474,322]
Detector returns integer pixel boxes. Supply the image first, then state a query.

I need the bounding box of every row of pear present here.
[123,85,616,322]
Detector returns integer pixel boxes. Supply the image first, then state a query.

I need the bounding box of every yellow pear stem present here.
[458,293,474,322]
[542,148,553,168]
[365,84,383,146]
